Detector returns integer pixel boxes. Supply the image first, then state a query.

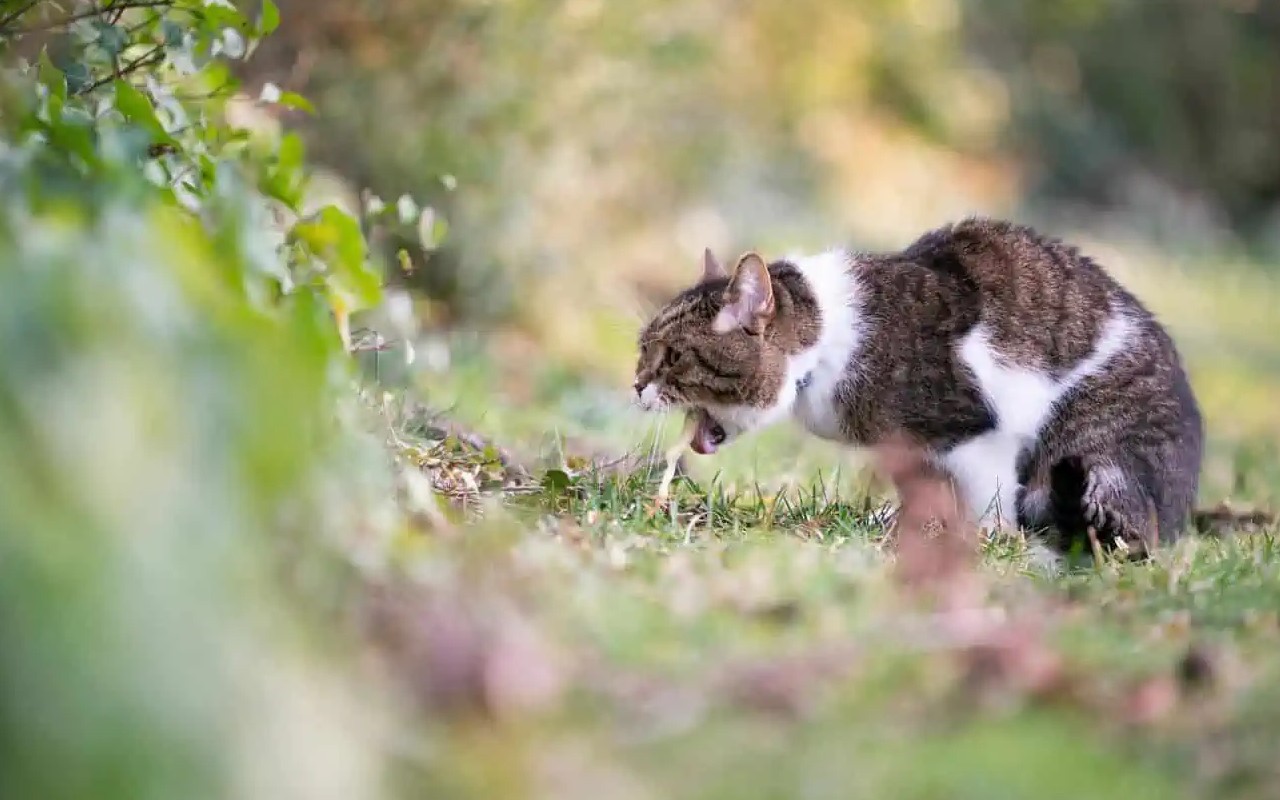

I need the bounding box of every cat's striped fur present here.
[635,218,1203,554]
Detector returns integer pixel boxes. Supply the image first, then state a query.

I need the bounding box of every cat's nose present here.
[633,381,643,396]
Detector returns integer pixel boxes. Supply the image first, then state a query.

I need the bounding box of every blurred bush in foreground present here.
[0,2,418,797]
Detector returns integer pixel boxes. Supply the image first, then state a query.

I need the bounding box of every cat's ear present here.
[702,247,726,282]
[715,252,774,335]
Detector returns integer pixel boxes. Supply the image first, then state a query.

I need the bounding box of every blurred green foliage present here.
[0,2,415,796]
[246,0,996,323]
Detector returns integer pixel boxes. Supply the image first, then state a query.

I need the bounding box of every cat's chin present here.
[689,409,728,455]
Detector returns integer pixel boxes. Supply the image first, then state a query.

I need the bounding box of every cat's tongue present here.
[689,410,725,455]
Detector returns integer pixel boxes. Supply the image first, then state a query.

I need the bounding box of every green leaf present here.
[277,92,315,114]
[258,84,315,114]
[541,469,574,494]
[430,217,449,248]
[37,52,67,104]
[189,61,236,100]
[193,2,249,33]
[42,104,98,163]
[277,132,304,173]
[259,0,281,36]
[292,206,380,310]
[95,21,129,60]
[259,132,306,208]
[62,61,91,95]
[113,80,169,140]
[161,20,185,47]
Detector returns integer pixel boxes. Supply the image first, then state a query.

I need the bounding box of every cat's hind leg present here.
[1049,454,1159,556]
[1015,452,1055,531]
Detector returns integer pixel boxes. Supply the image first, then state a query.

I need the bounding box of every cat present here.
[634,218,1204,554]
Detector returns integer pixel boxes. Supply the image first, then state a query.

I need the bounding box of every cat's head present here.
[633,249,810,454]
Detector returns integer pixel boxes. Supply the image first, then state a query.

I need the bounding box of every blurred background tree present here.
[0,3,406,796]
[966,0,1280,243]
[235,0,1280,378]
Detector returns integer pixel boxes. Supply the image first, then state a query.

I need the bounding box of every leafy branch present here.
[76,45,165,95]
[2,0,176,36]
[0,1,39,32]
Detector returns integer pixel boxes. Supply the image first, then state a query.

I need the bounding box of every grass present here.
[375,440,1280,798]
[359,244,1280,799]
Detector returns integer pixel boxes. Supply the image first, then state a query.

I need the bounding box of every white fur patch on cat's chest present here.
[788,249,862,441]
[793,373,845,440]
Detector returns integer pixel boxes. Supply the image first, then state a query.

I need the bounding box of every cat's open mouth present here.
[690,409,727,455]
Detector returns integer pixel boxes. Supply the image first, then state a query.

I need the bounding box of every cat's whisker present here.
[646,416,671,466]
[609,296,657,332]
[629,417,662,469]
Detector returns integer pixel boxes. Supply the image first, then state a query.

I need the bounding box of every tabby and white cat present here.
[634,218,1204,553]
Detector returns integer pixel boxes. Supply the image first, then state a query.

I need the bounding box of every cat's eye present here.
[663,348,682,367]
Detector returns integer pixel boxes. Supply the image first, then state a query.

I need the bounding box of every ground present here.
[366,243,1280,800]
